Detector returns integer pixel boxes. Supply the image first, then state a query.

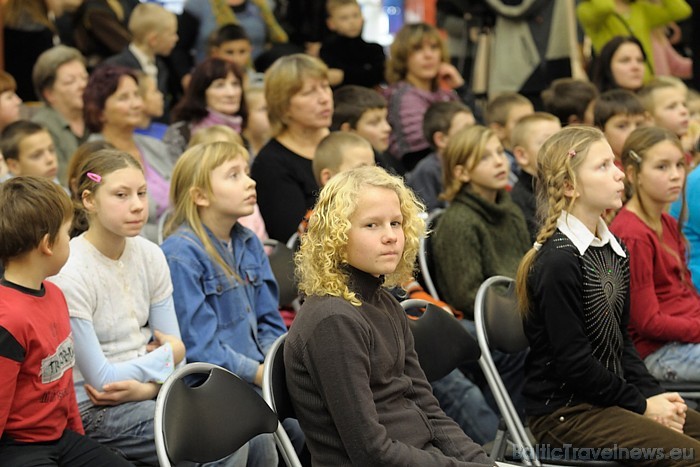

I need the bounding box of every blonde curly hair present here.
[295,165,425,305]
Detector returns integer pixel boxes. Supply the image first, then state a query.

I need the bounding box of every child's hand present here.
[85,381,160,405]
[152,330,186,364]
[645,393,687,433]
[437,63,465,90]
[254,363,264,387]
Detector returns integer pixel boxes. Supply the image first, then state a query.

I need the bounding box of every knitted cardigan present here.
[432,187,530,317]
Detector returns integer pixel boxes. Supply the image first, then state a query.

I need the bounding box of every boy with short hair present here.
[331,85,395,172]
[593,89,648,161]
[312,131,375,187]
[1,120,59,181]
[638,79,690,140]
[406,101,475,211]
[102,2,178,117]
[510,112,561,240]
[485,92,534,186]
[320,0,385,88]
[541,77,598,127]
[0,177,129,466]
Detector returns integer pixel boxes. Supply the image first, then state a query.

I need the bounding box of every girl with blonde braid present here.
[516,126,700,466]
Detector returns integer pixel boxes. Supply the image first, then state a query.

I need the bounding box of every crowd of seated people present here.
[3,0,700,465]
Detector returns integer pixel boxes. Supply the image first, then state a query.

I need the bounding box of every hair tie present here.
[568,150,576,158]
[533,241,542,251]
[87,172,102,183]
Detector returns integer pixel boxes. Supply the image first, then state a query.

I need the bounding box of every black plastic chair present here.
[264,239,300,310]
[154,362,278,466]
[262,334,304,467]
[400,299,480,382]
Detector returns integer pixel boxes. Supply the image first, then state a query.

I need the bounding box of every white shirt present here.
[557,211,626,258]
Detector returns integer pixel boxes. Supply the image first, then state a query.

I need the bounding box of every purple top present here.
[385,82,458,160]
[141,151,169,219]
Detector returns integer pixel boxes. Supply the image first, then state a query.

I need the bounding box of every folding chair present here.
[156,207,173,245]
[418,208,444,300]
[400,299,480,382]
[262,333,304,467]
[474,276,621,466]
[154,362,278,467]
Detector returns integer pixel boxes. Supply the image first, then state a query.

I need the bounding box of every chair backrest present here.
[481,276,529,354]
[264,239,299,309]
[418,208,444,300]
[154,362,278,466]
[400,299,480,382]
[262,334,304,467]
[156,207,173,245]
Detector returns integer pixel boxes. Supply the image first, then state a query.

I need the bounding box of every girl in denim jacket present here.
[161,141,287,466]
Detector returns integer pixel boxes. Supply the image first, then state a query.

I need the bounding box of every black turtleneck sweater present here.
[284,267,493,466]
[320,33,386,88]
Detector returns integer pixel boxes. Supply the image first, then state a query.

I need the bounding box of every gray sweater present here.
[285,267,493,466]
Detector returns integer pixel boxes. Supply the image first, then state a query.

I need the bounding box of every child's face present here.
[436,111,475,152]
[688,98,700,122]
[610,43,645,91]
[212,39,252,70]
[85,166,148,238]
[336,145,375,174]
[503,103,534,147]
[7,130,58,179]
[152,17,179,56]
[570,139,625,217]
[603,112,647,157]
[244,92,270,141]
[141,77,164,119]
[467,135,509,201]
[651,87,689,137]
[345,185,404,277]
[327,3,364,38]
[205,72,242,116]
[47,220,72,276]
[353,108,390,152]
[0,90,21,129]
[406,38,442,85]
[632,139,685,207]
[204,157,257,221]
[102,76,144,130]
[518,120,561,173]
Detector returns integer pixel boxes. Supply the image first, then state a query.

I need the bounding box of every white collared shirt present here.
[557,211,626,258]
[129,43,158,82]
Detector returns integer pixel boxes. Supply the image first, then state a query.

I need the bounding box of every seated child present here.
[485,92,535,186]
[406,100,475,212]
[51,149,185,466]
[134,72,167,141]
[242,85,271,158]
[286,165,493,465]
[611,126,700,382]
[208,23,262,86]
[161,141,289,464]
[516,126,700,465]
[541,77,598,127]
[320,0,385,88]
[638,79,689,144]
[0,176,129,466]
[510,112,561,240]
[593,89,647,165]
[1,120,59,182]
[332,85,394,172]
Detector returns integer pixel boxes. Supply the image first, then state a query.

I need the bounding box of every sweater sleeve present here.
[301,312,492,466]
[534,248,648,413]
[638,0,692,28]
[623,235,700,343]
[576,0,616,32]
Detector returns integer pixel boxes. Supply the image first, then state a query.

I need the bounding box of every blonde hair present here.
[128,3,175,42]
[510,112,560,149]
[264,54,329,137]
[295,165,424,305]
[485,92,533,126]
[515,126,606,315]
[312,131,372,185]
[440,125,497,202]
[385,23,448,85]
[166,141,250,278]
[188,124,244,147]
[637,79,682,114]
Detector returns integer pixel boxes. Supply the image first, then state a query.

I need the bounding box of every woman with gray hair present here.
[32,45,90,185]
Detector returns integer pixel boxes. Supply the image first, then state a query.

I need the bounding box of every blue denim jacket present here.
[161,223,286,383]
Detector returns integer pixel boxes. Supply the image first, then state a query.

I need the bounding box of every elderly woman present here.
[250,53,332,242]
[83,65,172,242]
[163,57,247,163]
[31,45,90,185]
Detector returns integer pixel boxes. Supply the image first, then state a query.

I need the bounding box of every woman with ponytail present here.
[516,126,700,466]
